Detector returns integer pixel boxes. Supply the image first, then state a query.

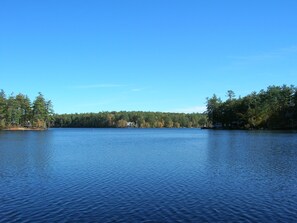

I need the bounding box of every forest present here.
[53,111,207,128]
[0,89,207,129]
[0,90,53,129]
[2,84,297,130]
[206,85,297,130]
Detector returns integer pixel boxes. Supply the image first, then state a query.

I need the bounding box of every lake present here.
[0,128,296,222]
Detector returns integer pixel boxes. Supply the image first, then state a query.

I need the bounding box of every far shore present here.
[2,127,47,131]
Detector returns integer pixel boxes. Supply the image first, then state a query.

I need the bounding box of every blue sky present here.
[1,0,296,114]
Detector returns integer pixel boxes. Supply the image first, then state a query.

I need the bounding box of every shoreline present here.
[2,127,47,131]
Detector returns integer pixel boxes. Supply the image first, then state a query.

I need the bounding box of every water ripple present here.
[0,129,297,222]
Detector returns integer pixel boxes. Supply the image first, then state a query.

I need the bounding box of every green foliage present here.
[32,93,54,128]
[16,94,32,126]
[53,111,207,128]
[6,94,22,127]
[0,90,7,129]
[0,90,53,129]
[206,85,297,129]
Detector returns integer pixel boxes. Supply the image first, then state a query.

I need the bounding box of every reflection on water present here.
[207,130,297,177]
[0,129,296,222]
[0,131,53,180]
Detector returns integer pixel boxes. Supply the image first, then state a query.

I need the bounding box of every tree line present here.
[206,85,297,130]
[53,111,207,128]
[0,89,207,129]
[4,84,296,130]
[0,90,53,129]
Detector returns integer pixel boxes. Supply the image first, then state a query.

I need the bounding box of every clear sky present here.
[1,0,296,114]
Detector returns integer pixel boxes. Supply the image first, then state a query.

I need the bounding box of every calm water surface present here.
[0,129,297,222]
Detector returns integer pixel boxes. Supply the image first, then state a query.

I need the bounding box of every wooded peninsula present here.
[1,85,297,130]
[0,91,53,130]
[0,90,206,129]
[206,85,297,130]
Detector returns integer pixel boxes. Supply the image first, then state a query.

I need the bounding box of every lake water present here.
[0,129,297,222]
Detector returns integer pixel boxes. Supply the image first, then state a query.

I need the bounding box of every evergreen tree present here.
[6,94,22,126]
[0,90,7,128]
[32,92,53,128]
[16,93,32,126]
[206,85,297,129]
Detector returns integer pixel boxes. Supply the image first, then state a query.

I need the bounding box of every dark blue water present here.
[0,129,297,222]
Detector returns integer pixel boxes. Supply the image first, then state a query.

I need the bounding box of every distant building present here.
[126,122,136,128]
